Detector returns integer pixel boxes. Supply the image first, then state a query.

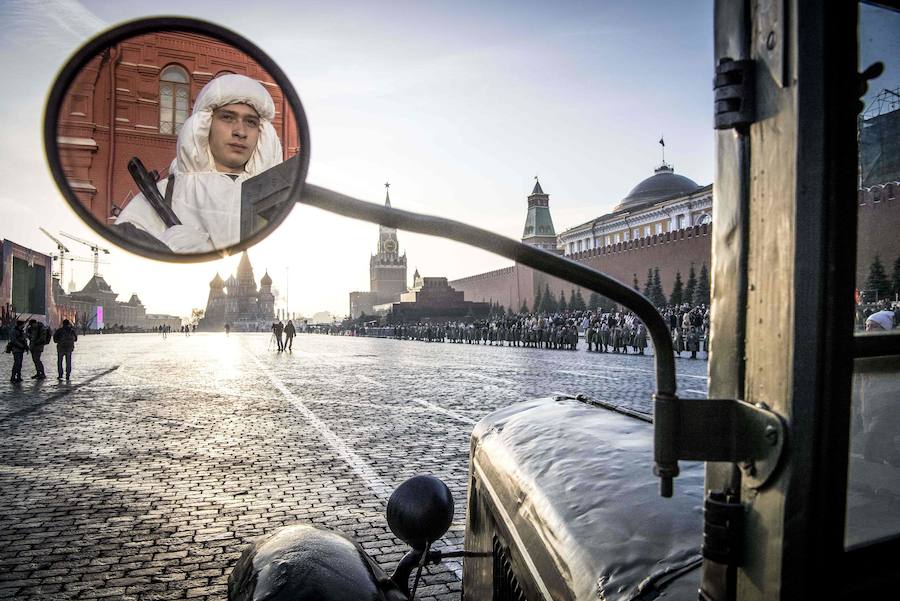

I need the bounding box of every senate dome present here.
[612,163,701,213]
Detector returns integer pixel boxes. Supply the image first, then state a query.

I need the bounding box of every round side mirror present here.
[387,475,454,551]
[44,17,309,262]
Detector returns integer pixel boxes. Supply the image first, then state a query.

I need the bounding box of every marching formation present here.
[321,304,712,359]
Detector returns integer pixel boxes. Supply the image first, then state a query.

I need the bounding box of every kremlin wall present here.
[450,224,712,312]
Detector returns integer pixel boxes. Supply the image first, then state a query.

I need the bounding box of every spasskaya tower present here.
[369,183,408,304]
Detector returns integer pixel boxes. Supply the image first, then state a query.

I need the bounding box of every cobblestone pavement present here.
[0,333,708,600]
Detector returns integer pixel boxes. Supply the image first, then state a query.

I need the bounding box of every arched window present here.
[159,65,190,135]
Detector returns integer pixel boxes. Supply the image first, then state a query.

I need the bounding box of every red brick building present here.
[57,31,300,225]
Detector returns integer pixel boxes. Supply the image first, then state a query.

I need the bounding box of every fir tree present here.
[892,256,900,300]
[693,263,711,306]
[507,305,515,317]
[684,263,697,305]
[588,292,601,311]
[573,289,587,311]
[866,255,892,302]
[520,300,529,314]
[542,284,557,313]
[669,271,684,306]
[533,291,542,314]
[651,267,667,307]
[642,268,654,297]
[558,290,568,312]
[599,295,617,312]
[633,273,640,291]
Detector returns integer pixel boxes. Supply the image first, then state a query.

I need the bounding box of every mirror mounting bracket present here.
[654,395,786,496]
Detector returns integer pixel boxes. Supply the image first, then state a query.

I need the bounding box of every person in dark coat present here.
[284,320,296,351]
[26,319,48,379]
[272,320,285,351]
[53,319,78,380]
[5,320,28,383]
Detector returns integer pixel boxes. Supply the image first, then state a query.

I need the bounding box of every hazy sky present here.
[0,0,714,318]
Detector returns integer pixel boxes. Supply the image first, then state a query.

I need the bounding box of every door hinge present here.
[653,395,785,497]
[714,59,755,130]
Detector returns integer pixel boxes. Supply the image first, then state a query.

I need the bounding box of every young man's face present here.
[208,103,261,173]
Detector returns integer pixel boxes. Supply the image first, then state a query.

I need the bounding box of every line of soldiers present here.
[346,312,655,355]
[340,306,710,359]
[377,318,582,350]
[583,312,648,354]
[663,305,710,359]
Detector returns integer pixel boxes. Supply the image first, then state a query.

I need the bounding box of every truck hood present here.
[470,396,705,600]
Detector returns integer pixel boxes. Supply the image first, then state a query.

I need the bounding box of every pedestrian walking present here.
[5,320,28,383]
[272,320,284,351]
[26,319,49,379]
[53,319,78,380]
[284,319,296,351]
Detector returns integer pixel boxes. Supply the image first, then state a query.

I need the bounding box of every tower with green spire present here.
[522,178,559,252]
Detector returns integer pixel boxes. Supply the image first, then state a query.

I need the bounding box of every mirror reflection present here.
[854,2,900,334]
[55,30,300,256]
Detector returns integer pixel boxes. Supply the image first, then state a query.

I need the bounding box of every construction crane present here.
[48,255,109,291]
[39,227,71,284]
[59,231,111,278]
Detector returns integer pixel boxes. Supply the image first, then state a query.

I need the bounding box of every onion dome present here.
[210,273,225,289]
[260,271,272,286]
[612,164,700,213]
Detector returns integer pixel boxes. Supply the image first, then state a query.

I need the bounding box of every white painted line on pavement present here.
[559,370,615,380]
[411,398,478,425]
[603,364,708,380]
[247,352,395,501]
[465,372,517,386]
[248,352,465,580]
[357,374,385,387]
[683,389,708,396]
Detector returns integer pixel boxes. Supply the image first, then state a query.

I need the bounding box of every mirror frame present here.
[43,16,310,263]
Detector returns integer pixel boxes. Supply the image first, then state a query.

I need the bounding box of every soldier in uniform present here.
[114,75,284,253]
[612,315,628,353]
[673,325,684,357]
[585,319,596,352]
[599,316,610,353]
[685,325,700,359]
[633,320,648,355]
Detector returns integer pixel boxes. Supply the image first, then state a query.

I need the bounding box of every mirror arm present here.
[300,184,683,494]
[300,184,675,393]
